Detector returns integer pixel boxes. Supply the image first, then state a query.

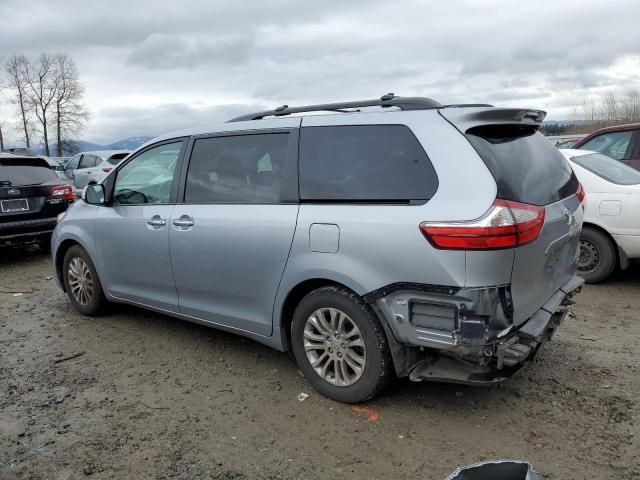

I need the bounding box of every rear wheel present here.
[290,286,393,403]
[578,227,616,283]
[63,245,108,315]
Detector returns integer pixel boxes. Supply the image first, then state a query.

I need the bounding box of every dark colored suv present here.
[0,154,74,248]
[573,123,640,171]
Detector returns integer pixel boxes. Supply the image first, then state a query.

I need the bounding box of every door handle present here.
[172,216,194,228]
[147,216,167,227]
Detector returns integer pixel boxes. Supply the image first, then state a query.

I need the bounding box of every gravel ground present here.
[1,248,638,480]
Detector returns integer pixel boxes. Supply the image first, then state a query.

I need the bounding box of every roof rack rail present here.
[227,93,442,122]
[442,103,494,108]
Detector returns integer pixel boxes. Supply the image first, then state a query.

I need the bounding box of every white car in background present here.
[62,150,130,189]
[561,149,640,282]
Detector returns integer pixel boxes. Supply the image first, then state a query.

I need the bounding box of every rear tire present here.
[578,227,616,283]
[290,286,393,403]
[63,245,108,316]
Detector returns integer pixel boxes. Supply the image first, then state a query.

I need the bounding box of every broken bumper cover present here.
[375,276,584,385]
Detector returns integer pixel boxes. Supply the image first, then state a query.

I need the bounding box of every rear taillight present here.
[576,183,586,209]
[49,185,74,202]
[102,167,113,173]
[420,199,545,251]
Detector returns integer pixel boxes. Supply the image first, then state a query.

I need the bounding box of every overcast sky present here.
[1,0,639,145]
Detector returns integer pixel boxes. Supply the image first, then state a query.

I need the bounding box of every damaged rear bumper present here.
[373,276,584,385]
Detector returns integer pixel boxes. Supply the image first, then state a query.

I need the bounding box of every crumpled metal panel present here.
[445,460,540,480]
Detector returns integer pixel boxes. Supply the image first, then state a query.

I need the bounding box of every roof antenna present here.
[380,93,395,101]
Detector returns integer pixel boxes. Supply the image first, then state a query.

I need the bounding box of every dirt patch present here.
[1,248,639,479]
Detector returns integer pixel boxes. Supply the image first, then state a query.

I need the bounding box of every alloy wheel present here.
[67,257,94,306]
[303,308,366,386]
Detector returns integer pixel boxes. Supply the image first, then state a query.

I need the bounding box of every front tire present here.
[290,286,393,403]
[578,227,616,283]
[63,245,108,316]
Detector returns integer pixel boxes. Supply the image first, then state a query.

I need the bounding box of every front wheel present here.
[578,227,617,283]
[62,245,108,315]
[290,286,393,403]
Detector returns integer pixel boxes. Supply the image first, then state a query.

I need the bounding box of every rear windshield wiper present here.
[0,181,12,186]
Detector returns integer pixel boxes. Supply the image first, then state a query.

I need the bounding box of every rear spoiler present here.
[439,107,547,133]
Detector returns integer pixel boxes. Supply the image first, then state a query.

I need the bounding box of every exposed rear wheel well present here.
[55,240,81,289]
[582,222,620,266]
[280,279,354,352]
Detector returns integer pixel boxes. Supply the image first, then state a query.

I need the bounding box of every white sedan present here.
[561,149,640,282]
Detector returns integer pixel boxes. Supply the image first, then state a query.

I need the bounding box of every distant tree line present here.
[542,89,640,136]
[0,53,89,156]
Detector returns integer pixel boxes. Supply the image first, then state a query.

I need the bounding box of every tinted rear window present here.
[466,125,579,205]
[299,125,438,202]
[572,153,640,185]
[0,158,58,185]
[108,153,129,165]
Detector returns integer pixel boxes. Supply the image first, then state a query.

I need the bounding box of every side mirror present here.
[83,184,105,205]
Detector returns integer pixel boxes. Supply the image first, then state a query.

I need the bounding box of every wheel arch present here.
[277,278,358,352]
[54,238,86,291]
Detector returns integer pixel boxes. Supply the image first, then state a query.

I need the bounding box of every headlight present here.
[57,212,66,223]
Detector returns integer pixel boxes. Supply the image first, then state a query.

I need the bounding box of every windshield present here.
[0,157,59,185]
[572,153,640,185]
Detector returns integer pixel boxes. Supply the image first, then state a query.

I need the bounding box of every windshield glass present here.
[571,153,640,185]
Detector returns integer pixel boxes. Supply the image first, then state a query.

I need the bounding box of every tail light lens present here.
[420,199,545,250]
[49,185,74,202]
[576,183,586,209]
[102,167,113,173]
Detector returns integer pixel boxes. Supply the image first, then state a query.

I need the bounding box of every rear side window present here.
[299,125,438,202]
[466,126,579,206]
[185,133,289,203]
[0,158,58,185]
[79,155,99,168]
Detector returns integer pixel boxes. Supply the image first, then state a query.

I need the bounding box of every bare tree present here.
[0,122,4,150]
[24,53,59,156]
[622,88,640,123]
[52,54,89,156]
[4,54,32,148]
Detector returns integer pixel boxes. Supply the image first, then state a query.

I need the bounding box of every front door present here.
[63,154,81,184]
[170,131,299,336]
[94,140,186,312]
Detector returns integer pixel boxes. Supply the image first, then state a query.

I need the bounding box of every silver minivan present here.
[52,95,584,403]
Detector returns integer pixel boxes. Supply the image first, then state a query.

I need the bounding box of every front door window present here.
[114,142,182,204]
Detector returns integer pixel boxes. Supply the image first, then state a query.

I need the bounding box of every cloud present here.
[0,0,639,145]
[88,102,266,145]
[126,34,255,70]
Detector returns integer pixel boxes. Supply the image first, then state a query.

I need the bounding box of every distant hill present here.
[33,136,154,156]
[105,137,154,150]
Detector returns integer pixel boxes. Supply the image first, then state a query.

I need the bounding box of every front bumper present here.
[375,276,583,384]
